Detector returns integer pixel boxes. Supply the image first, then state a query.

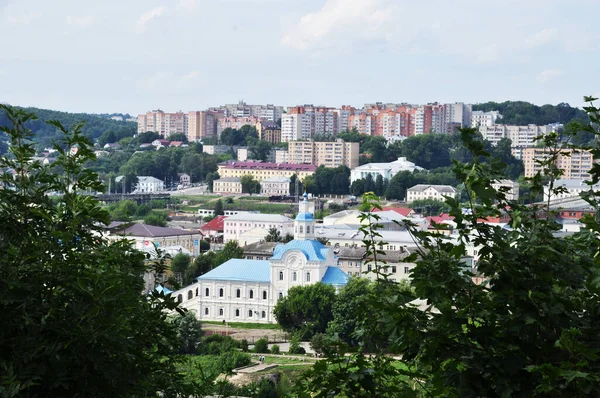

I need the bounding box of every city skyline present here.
[1,0,598,114]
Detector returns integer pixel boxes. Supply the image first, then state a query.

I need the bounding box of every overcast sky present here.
[0,0,598,115]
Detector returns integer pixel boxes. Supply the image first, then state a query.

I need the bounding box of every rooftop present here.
[113,223,199,238]
[408,184,456,194]
[197,259,270,283]
[215,177,241,182]
[321,266,349,286]
[200,215,227,232]
[271,239,329,262]
[219,160,317,172]
[225,213,293,222]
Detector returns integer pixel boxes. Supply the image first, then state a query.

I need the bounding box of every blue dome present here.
[303,192,308,199]
[295,212,314,221]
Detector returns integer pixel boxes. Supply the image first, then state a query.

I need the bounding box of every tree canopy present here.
[473,100,588,125]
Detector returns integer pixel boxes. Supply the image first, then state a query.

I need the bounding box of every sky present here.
[0,0,599,115]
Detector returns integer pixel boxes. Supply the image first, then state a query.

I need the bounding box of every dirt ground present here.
[201,323,287,343]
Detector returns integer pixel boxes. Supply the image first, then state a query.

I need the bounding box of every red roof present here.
[170,141,183,147]
[219,160,316,172]
[373,207,413,216]
[427,213,454,225]
[201,215,227,232]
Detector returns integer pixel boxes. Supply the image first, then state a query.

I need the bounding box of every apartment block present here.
[287,139,359,168]
[522,148,593,179]
[275,149,289,164]
[211,101,284,122]
[138,110,188,137]
[217,161,316,181]
[217,116,262,136]
[256,120,281,144]
[471,111,502,127]
[188,111,217,142]
[213,177,242,194]
[281,110,311,142]
[479,124,552,147]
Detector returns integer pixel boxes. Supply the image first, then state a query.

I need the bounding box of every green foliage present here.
[270,344,281,354]
[408,198,451,215]
[108,199,138,221]
[303,165,350,196]
[273,283,336,338]
[171,253,191,274]
[249,139,273,162]
[240,339,249,352]
[220,125,258,146]
[310,333,331,356]
[0,105,196,397]
[173,311,205,354]
[144,210,168,227]
[254,338,270,353]
[265,226,282,242]
[214,199,224,216]
[167,132,188,143]
[213,241,244,267]
[241,174,261,194]
[205,171,219,192]
[326,277,372,347]
[473,100,588,125]
[288,334,306,355]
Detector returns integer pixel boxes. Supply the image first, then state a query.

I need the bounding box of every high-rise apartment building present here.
[281,108,311,142]
[471,111,502,127]
[287,139,359,169]
[479,124,552,147]
[210,101,284,122]
[216,116,262,136]
[443,103,472,133]
[138,110,188,137]
[187,111,217,142]
[522,147,593,179]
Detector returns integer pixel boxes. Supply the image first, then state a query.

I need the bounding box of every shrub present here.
[270,344,280,354]
[289,334,306,355]
[239,339,249,352]
[254,338,270,353]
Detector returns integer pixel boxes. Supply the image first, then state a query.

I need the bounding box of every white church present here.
[169,194,350,323]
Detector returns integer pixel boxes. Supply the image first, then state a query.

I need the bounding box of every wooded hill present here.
[473,101,588,125]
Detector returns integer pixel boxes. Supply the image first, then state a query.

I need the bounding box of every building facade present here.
[256,120,282,144]
[522,148,593,179]
[471,110,502,127]
[223,213,294,244]
[213,177,243,194]
[350,157,425,184]
[260,176,291,196]
[491,179,520,201]
[217,161,316,182]
[406,184,457,203]
[135,176,165,193]
[287,139,359,169]
[138,110,188,137]
[479,124,552,147]
[107,223,203,256]
[187,111,217,142]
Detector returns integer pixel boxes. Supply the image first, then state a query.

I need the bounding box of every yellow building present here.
[522,147,593,179]
[287,139,359,169]
[256,120,282,144]
[217,161,316,181]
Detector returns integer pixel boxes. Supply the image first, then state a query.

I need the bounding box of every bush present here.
[239,339,249,352]
[310,333,330,356]
[218,351,251,374]
[289,334,306,355]
[197,334,238,355]
[254,338,270,353]
[270,344,280,354]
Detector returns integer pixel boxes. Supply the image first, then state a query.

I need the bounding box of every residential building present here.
[491,179,520,201]
[479,124,552,147]
[261,176,291,196]
[202,145,234,155]
[281,110,312,142]
[135,176,164,193]
[169,196,349,323]
[543,178,600,201]
[200,215,227,238]
[443,103,473,131]
[213,177,242,194]
[350,157,425,184]
[256,120,282,144]
[522,147,593,179]
[275,149,289,163]
[314,224,418,249]
[107,223,204,256]
[287,139,359,168]
[210,101,284,122]
[187,111,217,142]
[323,209,427,231]
[237,147,248,162]
[334,246,415,280]
[217,116,262,136]
[471,110,502,127]
[179,173,191,186]
[223,213,294,244]
[406,184,457,203]
[217,161,316,182]
[138,110,188,137]
[151,139,170,148]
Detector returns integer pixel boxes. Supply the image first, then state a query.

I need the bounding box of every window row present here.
[278,271,310,282]
[205,308,268,319]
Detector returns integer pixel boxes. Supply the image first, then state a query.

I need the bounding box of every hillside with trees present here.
[473,101,588,125]
[0,106,136,148]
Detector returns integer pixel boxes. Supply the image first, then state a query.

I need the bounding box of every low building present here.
[544,178,600,201]
[213,177,242,194]
[107,223,204,256]
[491,179,519,201]
[135,176,164,193]
[237,147,249,162]
[200,215,227,238]
[179,173,191,186]
[334,246,415,280]
[261,176,291,196]
[217,161,316,182]
[224,213,294,244]
[323,209,427,231]
[275,149,289,164]
[350,157,425,184]
[256,120,282,144]
[406,184,457,204]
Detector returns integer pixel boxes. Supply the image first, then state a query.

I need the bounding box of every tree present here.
[254,338,269,353]
[167,132,188,143]
[264,227,282,242]
[213,241,244,267]
[173,311,204,354]
[273,283,336,338]
[326,277,372,347]
[214,199,224,216]
[171,253,191,276]
[408,198,451,215]
[240,174,260,194]
[205,171,219,192]
[144,211,168,227]
[0,105,196,396]
[249,139,273,162]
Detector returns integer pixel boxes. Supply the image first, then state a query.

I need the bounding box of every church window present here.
[300,226,304,233]
[204,308,209,315]
[236,289,241,298]
[205,288,209,297]
[219,288,224,297]
[261,311,266,318]
[235,309,240,317]
[279,271,284,281]
[249,289,254,299]
[306,272,311,282]
[177,294,183,303]
[219,308,224,316]
[263,290,268,300]
[279,292,283,299]
[293,271,297,282]
[187,290,193,300]
[195,288,198,296]
[392,266,397,273]
[248,310,253,317]
[368,265,372,272]
[307,225,310,234]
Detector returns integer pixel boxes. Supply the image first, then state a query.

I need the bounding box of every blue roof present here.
[295,212,314,221]
[156,285,172,295]
[271,239,329,261]
[197,259,270,283]
[322,267,350,286]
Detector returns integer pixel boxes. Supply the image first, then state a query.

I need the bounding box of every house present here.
[406,184,457,204]
[350,157,426,184]
[107,223,204,256]
[179,173,191,186]
[213,177,242,194]
[492,179,519,201]
[170,141,184,148]
[543,178,600,201]
[200,215,227,238]
[103,143,121,150]
[373,207,414,217]
[260,176,291,196]
[134,176,165,193]
[323,209,427,231]
[223,213,294,244]
[168,194,349,323]
[94,150,109,158]
[151,139,170,148]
